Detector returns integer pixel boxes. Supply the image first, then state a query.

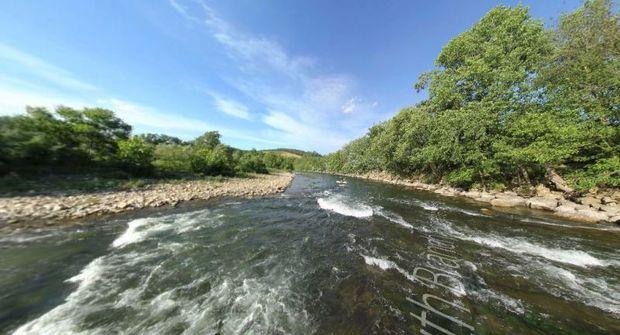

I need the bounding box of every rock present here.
[462,190,481,199]
[555,204,577,215]
[578,196,601,208]
[554,204,608,223]
[490,195,526,207]
[601,196,616,205]
[435,187,458,197]
[52,203,68,211]
[609,215,620,225]
[477,193,496,203]
[600,204,620,216]
[573,209,609,223]
[526,197,559,211]
[535,184,552,197]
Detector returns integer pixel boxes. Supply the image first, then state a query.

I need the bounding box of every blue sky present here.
[0,0,584,153]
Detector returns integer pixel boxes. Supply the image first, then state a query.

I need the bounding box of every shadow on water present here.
[1,173,618,334]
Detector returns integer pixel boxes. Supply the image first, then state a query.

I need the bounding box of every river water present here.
[1,173,619,334]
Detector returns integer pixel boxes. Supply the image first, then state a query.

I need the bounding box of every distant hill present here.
[261,148,322,158]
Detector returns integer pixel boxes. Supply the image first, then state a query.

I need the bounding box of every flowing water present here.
[1,173,619,334]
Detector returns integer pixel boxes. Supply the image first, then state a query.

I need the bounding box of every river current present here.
[1,173,619,334]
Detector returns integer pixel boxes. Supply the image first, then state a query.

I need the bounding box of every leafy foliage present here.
[326,0,619,192]
[0,108,322,179]
[116,137,155,175]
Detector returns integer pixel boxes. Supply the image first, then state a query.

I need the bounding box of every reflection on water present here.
[1,173,619,334]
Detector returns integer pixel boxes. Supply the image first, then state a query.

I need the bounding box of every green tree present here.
[190,144,235,176]
[235,150,268,174]
[414,5,551,188]
[137,133,186,145]
[537,0,620,190]
[56,106,131,164]
[193,131,222,149]
[152,144,193,175]
[116,137,155,175]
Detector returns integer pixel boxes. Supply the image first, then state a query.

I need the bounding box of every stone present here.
[52,203,68,211]
[490,195,526,207]
[601,196,616,205]
[554,204,608,223]
[600,204,620,216]
[535,184,552,197]
[526,197,559,211]
[462,190,481,199]
[609,215,620,225]
[435,187,458,197]
[573,209,609,223]
[578,196,601,208]
[477,193,496,203]
[555,204,577,215]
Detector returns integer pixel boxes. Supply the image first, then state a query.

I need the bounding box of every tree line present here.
[324,0,619,193]
[0,106,322,179]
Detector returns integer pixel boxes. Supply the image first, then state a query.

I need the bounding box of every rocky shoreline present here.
[0,172,294,232]
[340,171,620,224]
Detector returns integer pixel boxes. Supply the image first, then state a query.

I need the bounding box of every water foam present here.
[470,288,525,315]
[317,195,373,218]
[467,235,607,267]
[540,263,620,316]
[362,254,397,270]
[13,205,316,334]
[431,219,608,268]
[375,209,414,229]
[361,254,466,297]
[112,218,159,248]
[111,210,217,248]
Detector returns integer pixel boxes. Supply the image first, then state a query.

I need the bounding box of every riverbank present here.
[0,172,294,232]
[339,171,620,224]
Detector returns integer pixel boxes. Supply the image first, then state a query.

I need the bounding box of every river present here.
[1,173,619,334]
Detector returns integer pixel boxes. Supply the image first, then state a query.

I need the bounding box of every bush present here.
[153,144,193,175]
[235,151,268,174]
[116,137,155,176]
[190,144,235,176]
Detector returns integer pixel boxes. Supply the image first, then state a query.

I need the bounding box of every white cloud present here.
[0,42,97,92]
[0,85,88,116]
[341,97,358,114]
[168,0,380,153]
[0,43,287,148]
[209,93,252,120]
[99,98,212,134]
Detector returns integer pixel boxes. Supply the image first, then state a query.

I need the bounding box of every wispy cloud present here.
[168,0,378,152]
[100,98,277,144]
[0,42,283,147]
[341,97,358,114]
[209,93,252,120]
[0,42,97,92]
[0,86,88,116]
[100,98,211,133]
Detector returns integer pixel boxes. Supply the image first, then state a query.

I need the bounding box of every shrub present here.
[116,137,155,176]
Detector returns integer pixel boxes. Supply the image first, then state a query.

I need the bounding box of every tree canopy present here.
[326,0,619,192]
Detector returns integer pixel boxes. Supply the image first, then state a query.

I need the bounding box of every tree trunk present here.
[545,165,574,194]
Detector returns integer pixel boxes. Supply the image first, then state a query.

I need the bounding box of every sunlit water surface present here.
[1,173,619,334]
